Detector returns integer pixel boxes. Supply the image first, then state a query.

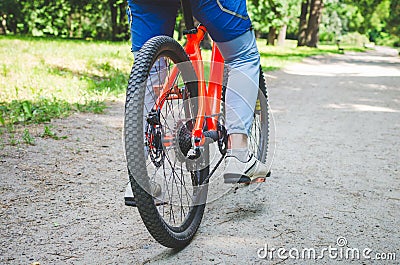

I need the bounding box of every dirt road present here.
[1,47,399,264]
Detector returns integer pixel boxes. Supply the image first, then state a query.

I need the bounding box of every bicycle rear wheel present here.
[124,36,209,248]
[249,67,270,163]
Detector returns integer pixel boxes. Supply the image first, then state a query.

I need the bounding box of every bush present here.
[319,31,337,43]
[340,32,370,46]
[374,32,400,47]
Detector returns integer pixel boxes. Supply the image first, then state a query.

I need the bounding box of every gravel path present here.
[1,47,399,264]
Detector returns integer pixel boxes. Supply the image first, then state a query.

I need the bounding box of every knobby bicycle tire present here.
[256,66,270,163]
[124,36,209,248]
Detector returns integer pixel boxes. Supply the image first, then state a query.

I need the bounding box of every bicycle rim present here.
[124,36,209,248]
[249,67,269,163]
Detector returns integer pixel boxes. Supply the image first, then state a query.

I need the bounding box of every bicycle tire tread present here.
[125,36,206,249]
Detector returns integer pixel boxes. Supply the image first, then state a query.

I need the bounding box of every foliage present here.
[341,0,399,45]
[8,134,18,146]
[1,0,398,46]
[340,32,370,46]
[0,0,128,40]
[41,125,68,140]
[320,0,344,42]
[0,0,23,33]
[22,128,35,145]
[248,0,301,35]
[0,98,106,126]
[387,0,400,38]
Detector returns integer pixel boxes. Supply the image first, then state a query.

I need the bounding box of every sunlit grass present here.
[0,36,133,131]
[0,36,366,128]
[0,36,133,103]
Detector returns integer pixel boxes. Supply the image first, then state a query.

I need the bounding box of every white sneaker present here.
[223,153,270,184]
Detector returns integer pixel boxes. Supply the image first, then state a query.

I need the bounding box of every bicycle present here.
[124,0,271,249]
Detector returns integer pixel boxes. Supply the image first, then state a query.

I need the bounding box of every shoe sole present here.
[124,194,168,207]
[224,171,271,184]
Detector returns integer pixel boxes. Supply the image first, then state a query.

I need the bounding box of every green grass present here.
[0,98,106,125]
[0,36,366,137]
[41,125,67,140]
[22,128,35,145]
[0,35,132,128]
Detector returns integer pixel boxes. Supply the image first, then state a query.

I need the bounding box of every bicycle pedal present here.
[124,197,137,207]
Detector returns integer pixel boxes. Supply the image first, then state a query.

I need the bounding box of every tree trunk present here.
[1,16,7,35]
[277,24,287,46]
[109,0,118,41]
[67,15,73,38]
[297,0,309,46]
[267,26,277,46]
[306,0,323,48]
[177,18,183,41]
[107,0,128,41]
[118,1,128,40]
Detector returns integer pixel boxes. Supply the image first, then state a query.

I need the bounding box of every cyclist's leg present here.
[192,0,268,182]
[216,32,269,182]
[127,1,179,110]
[191,0,259,139]
[215,32,269,182]
[125,1,179,203]
[127,1,179,52]
[216,30,260,144]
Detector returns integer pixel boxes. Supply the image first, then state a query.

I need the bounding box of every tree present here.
[297,0,309,46]
[248,0,301,46]
[296,0,324,47]
[337,0,398,45]
[343,0,382,34]
[108,0,128,41]
[387,0,400,38]
[319,0,345,43]
[0,0,129,40]
[266,0,284,45]
[277,24,288,45]
[0,0,23,34]
[305,0,323,47]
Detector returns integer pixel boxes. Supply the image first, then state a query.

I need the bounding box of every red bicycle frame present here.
[154,24,225,148]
